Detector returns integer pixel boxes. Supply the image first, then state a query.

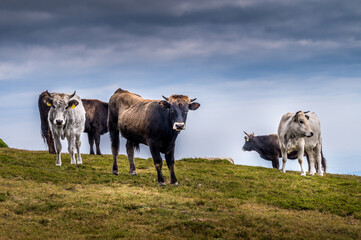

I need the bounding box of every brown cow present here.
[108,88,200,186]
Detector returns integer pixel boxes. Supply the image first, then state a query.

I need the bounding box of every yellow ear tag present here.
[246,139,249,142]
[71,104,76,109]
[46,102,51,107]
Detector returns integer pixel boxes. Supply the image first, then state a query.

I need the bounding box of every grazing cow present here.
[38,92,108,155]
[82,99,108,155]
[278,111,323,176]
[108,88,200,186]
[43,91,86,166]
[242,132,326,172]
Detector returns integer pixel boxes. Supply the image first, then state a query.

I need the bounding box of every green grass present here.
[0,148,360,239]
[0,138,8,148]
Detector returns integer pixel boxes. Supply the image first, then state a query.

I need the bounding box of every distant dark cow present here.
[242,132,326,172]
[108,88,200,186]
[38,91,108,155]
[82,99,108,155]
[38,91,56,154]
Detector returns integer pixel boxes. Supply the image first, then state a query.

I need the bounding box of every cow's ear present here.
[293,115,297,122]
[159,100,170,109]
[68,100,79,109]
[305,115,309,120]
[189,102,200,111]
[43,97,52,107]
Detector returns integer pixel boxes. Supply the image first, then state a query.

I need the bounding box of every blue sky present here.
[0,0,361,175]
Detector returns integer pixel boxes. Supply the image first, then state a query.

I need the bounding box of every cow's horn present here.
[243,131,249,136]
[304,111,310,114]
[45,90,52,97]
[162,95,169,101]
[69,91,76,98]
[190,98,197,102]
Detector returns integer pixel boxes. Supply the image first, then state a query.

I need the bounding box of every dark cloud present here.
[1,0,360,46]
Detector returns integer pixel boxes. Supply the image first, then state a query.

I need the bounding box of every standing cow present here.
[38,92,108,155]
[43,91,86,166]
[278,111,323,176]
[108,88,200,186]
[82,99,108,155]
[242,131,326,172]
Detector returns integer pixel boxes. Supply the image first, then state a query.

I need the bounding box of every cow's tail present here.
[321,148,327,173]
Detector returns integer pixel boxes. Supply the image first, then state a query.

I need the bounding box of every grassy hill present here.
[0,138,8,148]
[0,148,360,239]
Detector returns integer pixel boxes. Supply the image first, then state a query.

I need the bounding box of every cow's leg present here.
[149,145,165,186]
[126,140,137,175]
[308,150,316,175]
[54,135,62,166]
[87,132,95,155]
[305,152,311,172]
[280,146,288,173]
[272,158,279,169]
[315,144,323,176]
[109,120,120,175]
[95,132,102,155]
[165,148,178,185]
[67,135,76,165]
[47,129,56,154]
[297,143,306,176]
[75,134,82,164]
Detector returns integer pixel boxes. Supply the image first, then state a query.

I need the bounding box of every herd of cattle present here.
[38,89,325,185]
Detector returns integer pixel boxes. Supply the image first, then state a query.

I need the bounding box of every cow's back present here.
[82,99,108,134]
[109,88,160,144]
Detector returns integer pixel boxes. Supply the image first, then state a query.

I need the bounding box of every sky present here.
[0,0,361,175]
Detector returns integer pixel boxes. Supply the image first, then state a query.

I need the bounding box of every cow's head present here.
[43,90,79,127]
[242,131,255,151]
[159,95,200,132]
[292,111,313,138]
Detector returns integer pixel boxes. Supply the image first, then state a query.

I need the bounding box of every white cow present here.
[43,91,86,166]
[278,111,323,176]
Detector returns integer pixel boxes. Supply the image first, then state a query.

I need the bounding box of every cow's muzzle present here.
[306,132,314,137]
[173,122,185,131]
[55,119,65,126]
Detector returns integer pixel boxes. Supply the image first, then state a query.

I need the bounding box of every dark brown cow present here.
[108,88,200,186]
[38,91,108,155]
[82,99,108,155]
[242,132,327,172]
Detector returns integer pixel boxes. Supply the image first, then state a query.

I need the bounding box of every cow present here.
[108,88,200,186]
[242,131,326,172]
[82,99,108,155]
[38,91,56,154]
[278,111,323,176]
[38,92,108,155]
[43,91,86,166]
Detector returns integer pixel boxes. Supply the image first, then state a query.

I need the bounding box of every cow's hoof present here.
[129,171,137,176]
[56,163,62,166]
[171,182,179,186]
[301,172,306,176]
[281,170,286,173]
[318,172,324,177]
[112,171,119,176]
[71,162,76,165]
[158,182,166,187]
[77,162,83,165]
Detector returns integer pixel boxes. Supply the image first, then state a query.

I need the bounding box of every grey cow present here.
[43,91,86,166]
[278,111,323,176]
